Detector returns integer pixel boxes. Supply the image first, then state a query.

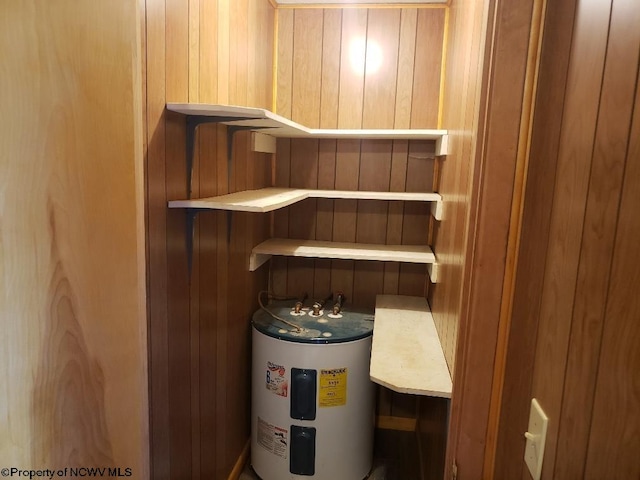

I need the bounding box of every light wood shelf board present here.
[169,188,443,219]
[166,103,448,143]
[249,238,436,271]
[370,295,452,398]
[168,188,308,212]
[307,189,441,202]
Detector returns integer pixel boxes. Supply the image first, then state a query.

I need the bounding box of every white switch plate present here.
[524,398,548,480]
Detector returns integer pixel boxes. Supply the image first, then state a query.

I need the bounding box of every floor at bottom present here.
[241,428,423,480]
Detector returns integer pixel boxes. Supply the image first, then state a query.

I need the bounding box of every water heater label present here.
[257,417,288,459]
[319,368,348,407]
[266,361,288,397]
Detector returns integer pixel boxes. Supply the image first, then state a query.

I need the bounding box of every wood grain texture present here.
[274,7,445,312]
[276,8,294,118]
[526,1,612,478]
[145,0,275,478]
[0,0,147,475]
[432,0,538,477]
[553,0,640,476]
[362,9,401,129]
[395,9,418,129]
[320,10,342,129]
[583,70,640,479]
[491,0,640,479]
[291,9,323,127]
[455,0,539,474]
[411,9,445,128]
[490,0,578,479]
[337,8,368,129]
[146,0,171,476]
[272,7,446,430]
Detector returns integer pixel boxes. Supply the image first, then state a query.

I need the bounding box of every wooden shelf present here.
[370,295,452,398]
[250,238,439,283]
[169,187,443,219]
[166,103,449,155]
[169,188,307,212]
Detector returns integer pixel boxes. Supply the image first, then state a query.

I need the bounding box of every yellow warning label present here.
[319,368,347,407]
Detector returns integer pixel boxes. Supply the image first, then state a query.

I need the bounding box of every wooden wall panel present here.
[584,82,640,478]
[412,9,446,128]
[395,10,418,129]
[292,10,323,128]
[1,0,148,475]
[552,0,640,475]
[492,0,640,478]
[490,0,578,478]
[273,6,445,309]
[528,0,612,472]
[362,10,401,129]
[272,7,445,430]
[337,9,368,129]
[145,1,275,478]
[433,0,543,477]
[429,0,486,381]
[320,10,342,129]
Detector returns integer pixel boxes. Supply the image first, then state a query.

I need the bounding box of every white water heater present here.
[251,300,375,480]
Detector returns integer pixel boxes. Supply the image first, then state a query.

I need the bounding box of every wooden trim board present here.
[227,440,250,480]
[376,415,418,432]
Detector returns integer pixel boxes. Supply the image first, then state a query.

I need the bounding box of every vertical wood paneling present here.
[338,9,368,129]
[320,10,342,129]
[146,1,275,478]
[166,0,189,102]
[292,10,324,127]
[491,0,578,478]
[492,0,640,478]
[411,9,445,128]
[274,7,446,432]
[331,139,360,304]
[199,0,217,104]
[553,0,640,475]
[146,0,170,476]
[315,140,337,297]
[1,0,147,475]
[583,79,640,478]
[395,10,418,129]
[433,0,539,476]
[353,141,392,307]
[383,141,410,296]
[275,7,445,311]
[460,0,537,472]
[197,135,219,480]
[272,138,291,296]
[216,0,230,105]
[189,0,200,102]
[527,1,612,478]
[362,10,401,129]
[276,8,294,118]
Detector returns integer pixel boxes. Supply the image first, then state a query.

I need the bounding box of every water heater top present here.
[252,300,374,344]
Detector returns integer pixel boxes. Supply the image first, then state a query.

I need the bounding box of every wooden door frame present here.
[444,0,548,477]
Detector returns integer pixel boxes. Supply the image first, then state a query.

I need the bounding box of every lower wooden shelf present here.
[370,295,452,398]
[249,238,439,282]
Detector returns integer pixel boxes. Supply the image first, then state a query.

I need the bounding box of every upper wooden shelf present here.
[370,295,452,398]
[166,103,449,155]
[169,187,443,219]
